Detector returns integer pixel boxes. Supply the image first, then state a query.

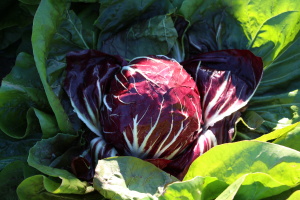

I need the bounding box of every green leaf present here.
[0,161,39,200]
[100,15,178,60]
[0,130,40,170]
[93,156,177,199]
[288,190,300,200]
[263,185,300,200]
[17,175,104,200]
[160,176,228,200]
[178,0,300,134]
[95,0,173,44]
[33,108,60,139]
[0,0,32,30]
[244,89,300,134]
[215,174,246,200]
[255,122,300,151]
[0,52,49,138]
[255,122,300,141]
[159,176,205,200]
[31,0,74,134]
[216,173,292,200]
[28,133,91,194]
[50,10,92,53]
[184,141,300,199]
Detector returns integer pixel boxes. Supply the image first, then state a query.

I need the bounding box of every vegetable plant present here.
[0,0,299,199]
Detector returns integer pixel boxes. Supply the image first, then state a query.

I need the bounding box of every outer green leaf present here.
[184,141,300,198]
[288,191,300,200]
[0,130,40,170]
[272,123,300,151]
[216,173,291,200]
[28,133,91,194]
[18,0,41,5]
[0,27,24,50]
[160,176,228,200]
[0,161,38,200]
[159,176,204,200]
[50,10,92,53]
[100,15,178,60]
[215,174,246,200]
[17,175,104,200]
[95,0,173,44]
[33,108,60,139]
[244,89,300,134]
[0,52,48,138]
[0,0,32,30]
[179,0,300,62]
[263,185,300,200]
[93,156,178,199]
[31,0,74,133]
[255,122,300,151]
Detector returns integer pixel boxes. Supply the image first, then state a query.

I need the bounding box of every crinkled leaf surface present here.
[95,0,174,44]
[100,15,178,60]
[93,156,177,199]
[0,128,40,171]
[184,141,300,199]
[0,52,48,138]
[28,133,92,194]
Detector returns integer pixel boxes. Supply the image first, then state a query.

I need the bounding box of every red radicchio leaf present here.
[90,136,119,162]
[64,49,127,136]
[165,111,241,180]
[165,49,263,179]
[71,156,94,182]
[181,49,263,130]
[101,55,203,160]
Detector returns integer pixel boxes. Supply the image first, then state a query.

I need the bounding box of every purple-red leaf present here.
[182,49,263,130]
[165,50,263,179]
[90,136,119,162]
[101,55,202,160]
[64,50,127,136]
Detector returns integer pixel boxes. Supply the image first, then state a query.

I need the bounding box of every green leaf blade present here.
[93,156,177,199]
[31,0,74,134]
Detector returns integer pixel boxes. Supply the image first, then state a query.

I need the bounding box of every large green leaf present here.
[288,190,300,200]
[0,161,39,200]
[31,0,74,133]
[33,108,60,139]
[255,122,300,151]
[184,141,300,199]
[0,52,49,138]
[93,156,177,199]
[0,130,40,170]
[100,15,178,60]
[242,90,300,134]
[28,133,91,194]
[159,176,228,200]
[95,0,173,45]
[17,175,104,200]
